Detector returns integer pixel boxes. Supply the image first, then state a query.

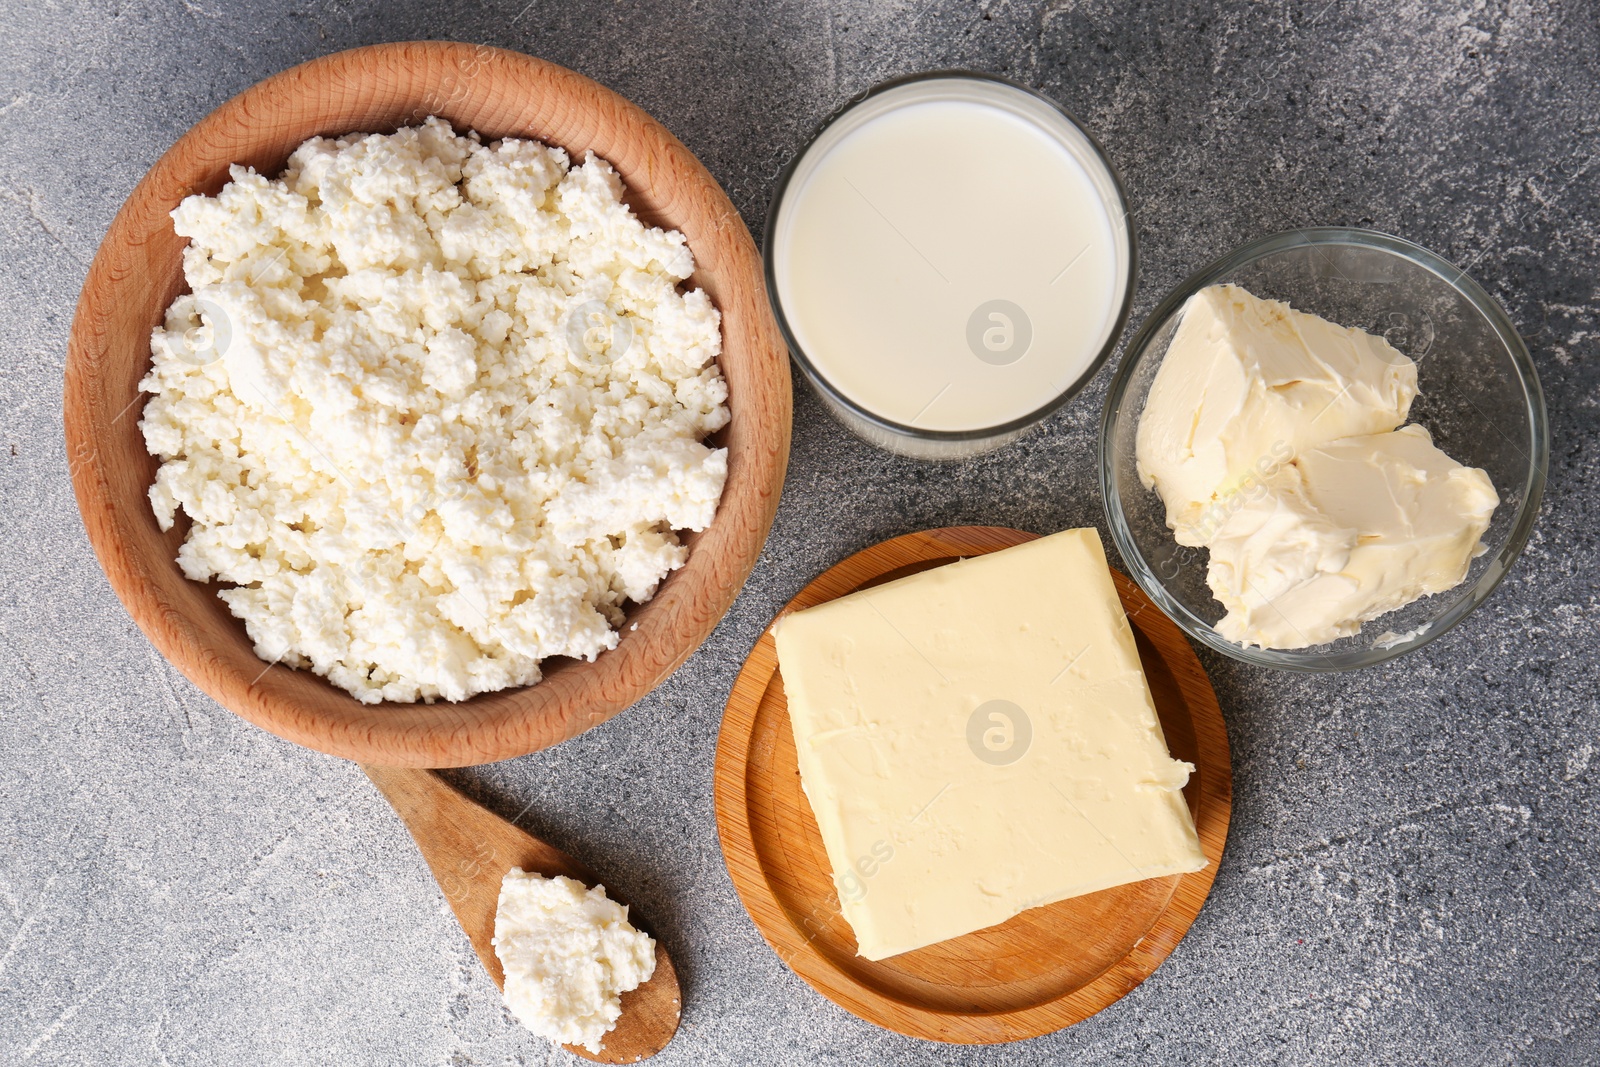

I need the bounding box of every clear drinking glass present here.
[765,71,1138,460]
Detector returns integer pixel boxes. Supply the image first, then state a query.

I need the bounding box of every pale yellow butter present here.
[1135,283,1497,650]
[1208,424,1499,648]
[1136,283,1418,547]
[773,529,1206,961]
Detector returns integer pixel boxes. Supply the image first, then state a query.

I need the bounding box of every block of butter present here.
[772,529,1206,961]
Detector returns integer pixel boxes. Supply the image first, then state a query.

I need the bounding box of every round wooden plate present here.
[713,526,1231,1043]
[63,43,790,767]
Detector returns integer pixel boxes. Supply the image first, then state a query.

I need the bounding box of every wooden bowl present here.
[715,527,1231,1042]
[64,43,792,767]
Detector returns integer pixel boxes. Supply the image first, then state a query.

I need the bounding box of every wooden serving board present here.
[712,526,1232,1043]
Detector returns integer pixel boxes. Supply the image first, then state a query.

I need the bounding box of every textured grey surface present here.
[2,0,1598,1063]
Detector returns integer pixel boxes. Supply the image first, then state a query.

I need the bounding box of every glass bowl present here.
[1100,228,1548,671]
[765,71,1137,460]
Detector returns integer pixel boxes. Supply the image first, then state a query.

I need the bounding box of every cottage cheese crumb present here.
[139,118,729,703]
[493,869,656,1054]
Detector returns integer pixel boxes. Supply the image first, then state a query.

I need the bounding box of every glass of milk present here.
[766,72,1136,459]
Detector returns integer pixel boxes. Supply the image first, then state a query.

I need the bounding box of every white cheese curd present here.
[492,869,656,1054]
[139,118,729,703]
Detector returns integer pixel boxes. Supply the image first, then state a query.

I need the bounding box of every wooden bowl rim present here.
[712,525,1232,1043]
[64,42,790,767]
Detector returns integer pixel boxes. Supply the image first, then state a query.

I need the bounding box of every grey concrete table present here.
[3,1,1597,1063]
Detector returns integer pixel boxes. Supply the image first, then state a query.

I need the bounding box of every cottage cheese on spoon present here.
[492,869,656,1054]
[139,118,728,703]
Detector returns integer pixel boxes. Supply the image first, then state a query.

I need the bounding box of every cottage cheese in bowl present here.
[139,118,729,703]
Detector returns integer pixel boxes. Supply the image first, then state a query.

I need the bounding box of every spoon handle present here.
[359,764,681,1062]
[359,764,593,986]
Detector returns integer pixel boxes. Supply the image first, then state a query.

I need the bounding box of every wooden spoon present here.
[361,765,682,1062]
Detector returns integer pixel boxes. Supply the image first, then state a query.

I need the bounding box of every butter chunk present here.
[1136,283,1418,546]
[772,529,1205,961]
[1209,425,1499,648]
